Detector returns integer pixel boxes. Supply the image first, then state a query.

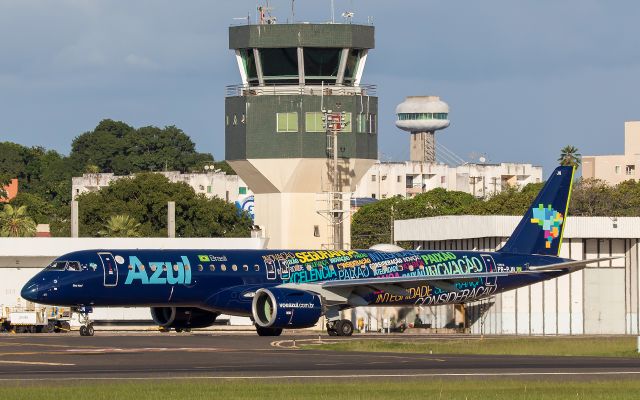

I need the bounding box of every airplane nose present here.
[21,282,39,302]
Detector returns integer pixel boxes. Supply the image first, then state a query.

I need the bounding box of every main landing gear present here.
[75,306,95,337]
[326,319,354,337]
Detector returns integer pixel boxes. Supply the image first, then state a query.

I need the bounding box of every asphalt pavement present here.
[0,332,639,381]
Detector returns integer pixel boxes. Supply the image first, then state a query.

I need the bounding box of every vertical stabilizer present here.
[499,166,575,256]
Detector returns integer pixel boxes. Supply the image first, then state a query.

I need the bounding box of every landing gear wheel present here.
[79,326,87,336]
[336,320,354,337]
[326,321,338,336]
[45,321,56,333]
[86,324,95,336]
[255,326,283,336]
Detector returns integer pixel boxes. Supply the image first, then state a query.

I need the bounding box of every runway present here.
[0,332,639,381]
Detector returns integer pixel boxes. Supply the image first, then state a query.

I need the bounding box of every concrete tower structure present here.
[225,23,378,249]
[395,96,450,163]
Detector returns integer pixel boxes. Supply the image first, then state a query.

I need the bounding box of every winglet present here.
[499,166,575,256]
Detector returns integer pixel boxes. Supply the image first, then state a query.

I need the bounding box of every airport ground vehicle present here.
[0,305,71,333]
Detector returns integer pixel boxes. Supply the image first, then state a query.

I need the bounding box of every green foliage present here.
[558,145,581,167]
[0,204,36,237]
[213,160,237,175]
[352,190,480,249]
[10,193,56,224]
[69,119,214,174]
[98,215,142,238]
[77,173,252,238]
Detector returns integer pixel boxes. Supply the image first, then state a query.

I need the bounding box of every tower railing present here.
[225,83,377,97]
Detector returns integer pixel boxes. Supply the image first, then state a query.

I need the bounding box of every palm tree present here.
[558,145,582,167]
[0,205,37,237]
[99,214,142,237]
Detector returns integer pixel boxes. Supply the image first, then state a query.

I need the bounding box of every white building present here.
[354,161,543,200]
[0,237,266,325]
[582,121,640,185]
[72,171,252,204]
[394,215,640,335]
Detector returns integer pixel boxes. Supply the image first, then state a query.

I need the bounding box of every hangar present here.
[394,215,640,335]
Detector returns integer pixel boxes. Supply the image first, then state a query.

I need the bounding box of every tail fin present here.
[499,165,575,256]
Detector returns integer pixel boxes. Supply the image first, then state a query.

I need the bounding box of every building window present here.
[397,176,401,183]
[371,175,376,182]
[277,112,298,133]
[239,186,247,195]
[305,112,324,132]
[615,165,621,174]
[369,114,377,134]
[341,113,352,133]
[233,115,238,126]
[626,165,635,175]
[226,115,229,126]
[207,186,212,193]
[357,114,367,133]
[313,225,320,237]
[441,176,446,184]
[371,193,376,199]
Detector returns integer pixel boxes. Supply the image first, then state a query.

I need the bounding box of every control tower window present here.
[277,112,298,133]
[239,49,258,84]
[341,113,352,132]
[260,48,299,84]
[304,48,341,84]
[343,49,363,84]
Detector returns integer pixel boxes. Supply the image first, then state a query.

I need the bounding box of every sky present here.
[1,0,640,175]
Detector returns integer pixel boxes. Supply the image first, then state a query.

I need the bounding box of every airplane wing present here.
[310,256,620,303]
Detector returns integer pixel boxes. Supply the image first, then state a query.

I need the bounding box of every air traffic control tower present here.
[225,23,377,249]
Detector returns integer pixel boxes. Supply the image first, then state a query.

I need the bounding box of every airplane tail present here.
[498,165,575,256]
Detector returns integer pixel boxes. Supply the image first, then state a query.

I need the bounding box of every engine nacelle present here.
[150,307,218,329]
[252,288,323,329]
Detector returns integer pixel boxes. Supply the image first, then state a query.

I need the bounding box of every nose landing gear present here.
[74,306,95,337]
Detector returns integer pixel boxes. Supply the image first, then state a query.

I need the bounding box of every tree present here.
[558,145,582,167]
[77,173,252,238]
[0,204,36,237]
[99,215,142,237]
[70,119,214,174]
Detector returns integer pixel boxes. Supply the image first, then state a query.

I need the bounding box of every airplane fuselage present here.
[23,248,567,316]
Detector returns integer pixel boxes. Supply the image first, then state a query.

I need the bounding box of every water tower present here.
[225,21,377,249]
[395,96,450,163]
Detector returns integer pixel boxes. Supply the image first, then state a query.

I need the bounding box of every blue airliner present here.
[22,166,609,337]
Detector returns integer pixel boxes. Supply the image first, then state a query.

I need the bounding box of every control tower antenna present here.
[258,2,276,25]
[291,0,295,23]
[331,0,335,23]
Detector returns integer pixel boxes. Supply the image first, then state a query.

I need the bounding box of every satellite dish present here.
[479,156,486,163]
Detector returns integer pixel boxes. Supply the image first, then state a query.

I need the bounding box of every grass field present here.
[304,336,640,358]
[2,379,640,400]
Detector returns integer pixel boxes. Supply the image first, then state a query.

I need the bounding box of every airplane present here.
[21,165,612,337]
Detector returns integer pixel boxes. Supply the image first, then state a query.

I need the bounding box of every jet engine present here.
[150,307,218,330]
[251,288,323,329]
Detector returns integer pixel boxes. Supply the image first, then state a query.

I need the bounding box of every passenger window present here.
[66,261,81,271]
[210,265,216,271]
[254,265,260,271]
[232,264,238,272]
[221,265,227,271]
[243,265,249,272]
[198,264,204,272]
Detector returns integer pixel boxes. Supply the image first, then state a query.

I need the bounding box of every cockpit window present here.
[45,261,67,271]
[66,261,81,271]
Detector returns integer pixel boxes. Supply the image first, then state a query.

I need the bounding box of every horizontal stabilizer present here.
[527,256,622,272]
